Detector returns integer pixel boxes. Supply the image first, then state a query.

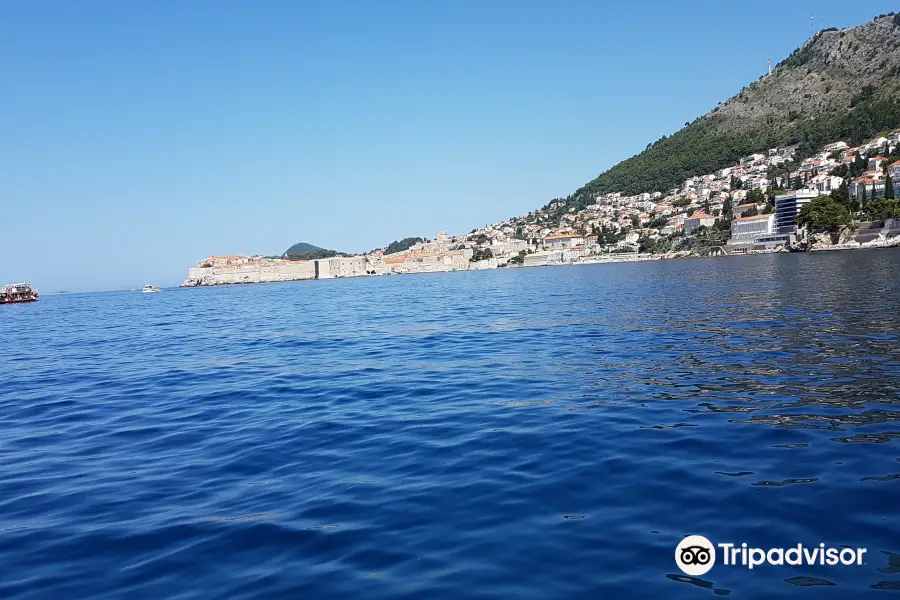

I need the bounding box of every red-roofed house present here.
[852,172,886,200]
[684,211,716,235]
[866,137,888,152]
[543,233,585,251]
[733,203,762,219]
[869,156,887,172]
[824,141,849,153]
[890,161,900,197]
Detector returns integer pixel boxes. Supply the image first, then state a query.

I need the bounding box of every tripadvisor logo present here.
[676,535,716,576]
[675,535,867,576]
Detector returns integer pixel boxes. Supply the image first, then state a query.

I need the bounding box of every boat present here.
[142,285,161,293]
[1,282,39,304]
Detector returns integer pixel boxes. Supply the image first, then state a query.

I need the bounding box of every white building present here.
[316,256,368,279]
[524,251,565,266]
[866,137,888,152]
[543,234,585,250]
[435,231,449,252]
[809,174,844,195]
[490,239,528,257]
[890,161,900,197]
[774,190,818,234]
[729,213,775,243]
[684,211,716,235]
[732,203,761,219]
[869,156,887,172]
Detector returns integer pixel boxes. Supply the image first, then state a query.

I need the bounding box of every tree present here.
[638,236,672,254]
[831,180,850,206]
[886,171,895,200]
[860,183,868,208]
[866,198,900,220]
[722,195,733,219]
[743,205,759,217]
[796,195,852,243]
[470,247,493,262]
[648,216,669,229]
[746,189,766,205]
[693,221,731,246]
[597,225,620,246]
[703,198,711,214]
[672,197,691,208]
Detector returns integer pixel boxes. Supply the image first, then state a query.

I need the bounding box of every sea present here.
[2,251,900,599]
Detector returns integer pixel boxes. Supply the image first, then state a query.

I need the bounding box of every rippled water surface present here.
[3,252,900,599]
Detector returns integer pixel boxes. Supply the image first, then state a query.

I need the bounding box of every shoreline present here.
[180,243,900,288]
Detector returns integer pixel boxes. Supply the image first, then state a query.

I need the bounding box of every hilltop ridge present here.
[282,242,344,261]
[566,13,900,205]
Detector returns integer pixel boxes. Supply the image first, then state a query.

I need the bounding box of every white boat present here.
[142,285,161,293]
[1,282,39,304]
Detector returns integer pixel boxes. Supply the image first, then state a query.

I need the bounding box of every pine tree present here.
[861,183,868,208]
[887,172,895,200]
[832,180,850,206]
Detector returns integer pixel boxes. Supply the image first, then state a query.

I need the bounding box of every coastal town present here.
[182,130,900,287]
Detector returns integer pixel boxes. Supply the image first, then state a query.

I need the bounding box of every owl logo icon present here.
[675,535,716,576]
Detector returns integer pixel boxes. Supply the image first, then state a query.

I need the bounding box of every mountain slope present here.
[282,242,342,261]
[569,13,900,205]
[283,242,325,255]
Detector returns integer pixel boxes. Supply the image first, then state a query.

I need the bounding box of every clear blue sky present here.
[1,1,896,291]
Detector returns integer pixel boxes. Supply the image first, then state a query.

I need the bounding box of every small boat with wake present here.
[142,285,161,293]
[1,282,39,304]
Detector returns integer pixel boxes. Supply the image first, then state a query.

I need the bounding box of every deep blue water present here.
[3,252,900,599]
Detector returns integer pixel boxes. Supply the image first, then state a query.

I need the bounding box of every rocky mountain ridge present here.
[566,13,900,202]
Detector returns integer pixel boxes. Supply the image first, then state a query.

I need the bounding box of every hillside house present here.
[684,211,717,235]
[733,203,762,219]
[543,233,585,251]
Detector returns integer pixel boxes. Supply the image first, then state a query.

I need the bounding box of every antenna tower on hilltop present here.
[768,60,772,75]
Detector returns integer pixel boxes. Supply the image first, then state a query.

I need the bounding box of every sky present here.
[1,1,897,292]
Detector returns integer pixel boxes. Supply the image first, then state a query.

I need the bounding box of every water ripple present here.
[2,252,900,598]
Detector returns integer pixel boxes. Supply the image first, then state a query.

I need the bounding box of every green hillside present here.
[567,13,900,208]
[282,242,343,261]
[383,237,424,255]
